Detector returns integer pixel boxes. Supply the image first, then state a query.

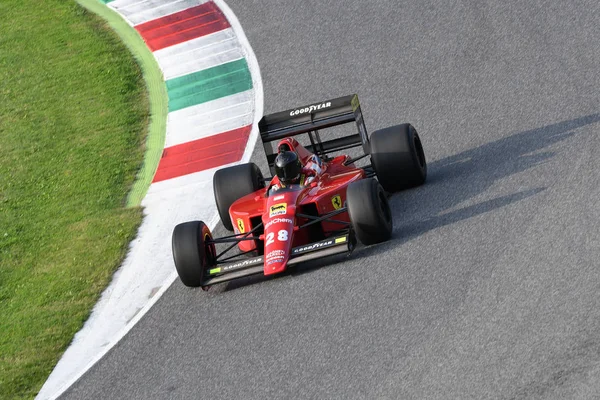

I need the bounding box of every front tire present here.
[213,163,264,231]
[172,221,215,287]
[370,123,427,192]
[346,178,393,245]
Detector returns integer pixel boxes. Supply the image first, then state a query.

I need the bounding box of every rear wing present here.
[259,94,370,174]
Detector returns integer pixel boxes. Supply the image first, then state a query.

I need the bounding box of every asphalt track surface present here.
[63,1,600,399]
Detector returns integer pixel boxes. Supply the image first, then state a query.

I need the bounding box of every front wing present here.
[202,233,355,286]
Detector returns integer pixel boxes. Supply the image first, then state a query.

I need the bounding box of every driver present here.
[272,150,316,192]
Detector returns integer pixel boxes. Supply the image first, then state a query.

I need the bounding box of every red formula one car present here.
[172,94,427,289]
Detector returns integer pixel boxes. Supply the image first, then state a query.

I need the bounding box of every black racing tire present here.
[370,123,427,192]
[213,163,264,231]
[346,178,393,245]
[172,221,216,288]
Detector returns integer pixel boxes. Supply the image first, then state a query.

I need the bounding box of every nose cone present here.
[263,194,297,275]
[263,215,294,275]
[264,188,304,275]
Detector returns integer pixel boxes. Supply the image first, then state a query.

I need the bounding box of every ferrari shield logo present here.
[269,203,287,217]
[331,195,342,210]
[236,218,245,233]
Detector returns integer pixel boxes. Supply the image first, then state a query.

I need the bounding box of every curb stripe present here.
[152,125,251,182]
[154,29,242,80]
[166,58,252,112]
[110,0,210,26]
[135,3,222,33]
[153,28,235,60]
[135,3,229,51]
[165,91,253,147]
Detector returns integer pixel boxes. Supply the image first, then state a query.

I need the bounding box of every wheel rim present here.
[204,232,216,266]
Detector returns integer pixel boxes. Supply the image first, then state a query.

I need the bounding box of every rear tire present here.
[172,221,216,288]
[370,123,427,192]
[346,178,393,245]
[213,163,264,231]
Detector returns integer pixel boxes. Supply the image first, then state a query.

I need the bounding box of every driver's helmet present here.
[274,151,302,184]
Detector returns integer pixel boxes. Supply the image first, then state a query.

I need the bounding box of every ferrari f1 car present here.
[172,94,427,289]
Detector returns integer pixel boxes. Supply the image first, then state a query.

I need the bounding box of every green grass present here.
[0,1,149,398]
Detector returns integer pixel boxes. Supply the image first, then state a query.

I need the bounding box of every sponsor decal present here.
[335,236,347,244]
[222,257,263,272]
[289,102,332,117]
[266,250,285,259]
[264,217,293,230]
[274,195,285,200]
[209,267,221,275]
[236,218,245,234]
[269,203,287,217]
[331,194,342,210]
[292,239,334,254]
[267,257,285,265]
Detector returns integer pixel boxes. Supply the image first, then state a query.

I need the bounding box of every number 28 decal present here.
[266,230,289,245]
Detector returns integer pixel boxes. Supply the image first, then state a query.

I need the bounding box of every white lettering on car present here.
[266,250,285,259]
[266,230,289,246]
[289,102,332,116]
[264,217,293,230]
[266,232,274,246]
[291,239,334,254]
[222,257,263,271]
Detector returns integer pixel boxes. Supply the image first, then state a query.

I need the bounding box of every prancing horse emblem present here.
[331,195,342,210]
[236,218,245,233]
